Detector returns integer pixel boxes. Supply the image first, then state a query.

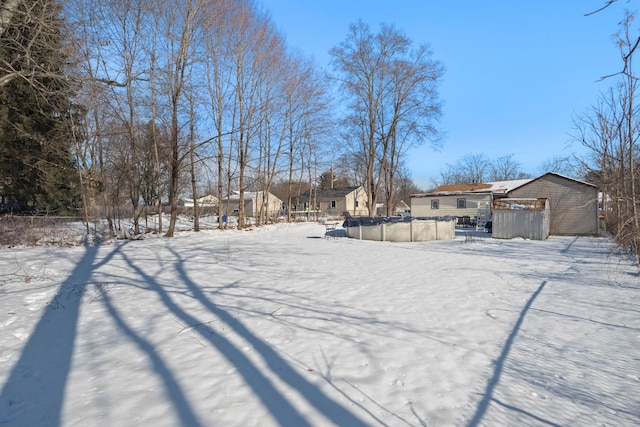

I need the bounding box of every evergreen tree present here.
[0,0,81,214]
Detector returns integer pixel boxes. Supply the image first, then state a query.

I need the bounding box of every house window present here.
[457,198,466,209]
[431,199,439,209]
[355,201,359,208]
[330,200,336,208]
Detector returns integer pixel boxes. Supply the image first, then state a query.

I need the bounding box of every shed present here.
[492,198,550,240]
[506,173,598,236]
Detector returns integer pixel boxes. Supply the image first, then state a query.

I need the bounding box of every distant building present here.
[410,173,598,236]
[181,194,218,208]
[220,191,282,219]
[411,179,531,220]
[293,186,369,217]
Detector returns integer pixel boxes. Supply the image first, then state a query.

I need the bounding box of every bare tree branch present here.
[585,0,618,17]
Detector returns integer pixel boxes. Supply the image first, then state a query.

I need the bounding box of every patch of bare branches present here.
[0,215,85,247]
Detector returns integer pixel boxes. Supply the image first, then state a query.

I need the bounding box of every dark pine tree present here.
[0,0,81,214]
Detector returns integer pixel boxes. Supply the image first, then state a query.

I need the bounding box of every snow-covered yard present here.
[0,222,638,426]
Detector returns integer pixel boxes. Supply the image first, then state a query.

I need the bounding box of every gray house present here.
[293,186,369,217]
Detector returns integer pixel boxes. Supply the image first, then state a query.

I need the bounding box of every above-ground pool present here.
[342,216,456,242]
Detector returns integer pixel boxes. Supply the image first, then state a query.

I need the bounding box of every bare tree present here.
[275,53,332,222]
[330,21,443,216]
[151,0,207,237]
[227,5,285,228]
[203,0,235,229]
[436,153,530,186]
[436,153,491,186]
[577,9,640,258]
[489,154,529,181]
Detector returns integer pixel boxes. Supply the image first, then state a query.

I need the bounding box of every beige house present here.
[410,180,531,220]
[507,173,598,235]
[221,190,282,219]
[294,186,369,217]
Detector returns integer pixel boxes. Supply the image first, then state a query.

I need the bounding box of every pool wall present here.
[344,218,455,242]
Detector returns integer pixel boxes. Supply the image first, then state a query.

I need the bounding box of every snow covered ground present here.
[0,222,638,426]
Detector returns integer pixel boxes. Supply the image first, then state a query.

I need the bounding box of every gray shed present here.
[507,173,598,236]
[492,198,550,240]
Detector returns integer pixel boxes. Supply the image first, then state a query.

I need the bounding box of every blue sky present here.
[260,1,625,189]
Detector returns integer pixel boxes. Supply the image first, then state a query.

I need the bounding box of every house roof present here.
[431,183,492,192]
[297,186,362,201]
[395,200,410,210]
[413,178,534,198]
[411,173,597,205]
[223,190,280,201]
[181,194,218,205]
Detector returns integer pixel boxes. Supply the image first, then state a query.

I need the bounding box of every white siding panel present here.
[411,194,490,218]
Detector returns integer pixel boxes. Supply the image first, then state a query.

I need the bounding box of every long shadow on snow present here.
[466,280,553,427]
[119,252,319,426]
[99,289,203,426]
[167,247,370,426]
[0,244,119,425]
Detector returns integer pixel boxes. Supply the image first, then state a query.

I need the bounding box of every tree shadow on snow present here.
[118,248,369,426]
[99,289,203,426]
[466,280,556,427]
[0,244,120,425]
[1,243,204,426]
[167,246,370,426]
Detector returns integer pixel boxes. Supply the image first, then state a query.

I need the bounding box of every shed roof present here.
[509,172,597,191]
[485,178,534,193]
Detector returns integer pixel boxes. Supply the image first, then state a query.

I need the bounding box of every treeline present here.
[0,0,444,237]
[576,7,640,259]
[1,0,335,237]
[72,0,334,237]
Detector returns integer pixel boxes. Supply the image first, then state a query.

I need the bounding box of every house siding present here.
[411,193,491,218]
[222,191,282,218]
[296,186,369,217]
[508,174,598,235]
[344,189,369,216]
[254,192,282,218]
